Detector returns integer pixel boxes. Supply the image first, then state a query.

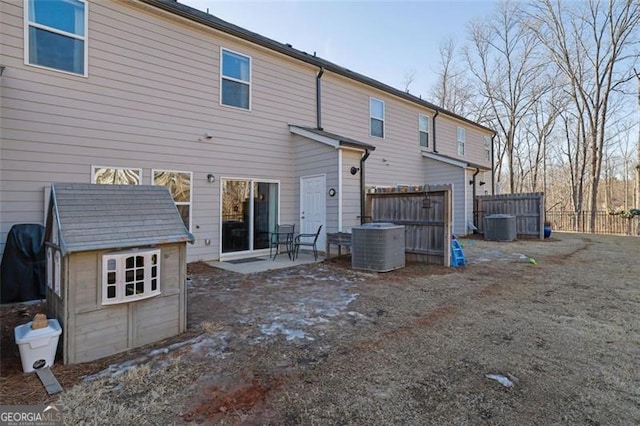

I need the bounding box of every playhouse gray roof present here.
[47,183,195,255]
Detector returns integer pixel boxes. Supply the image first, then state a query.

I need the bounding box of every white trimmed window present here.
[153,170,192,230]
[370,98,385,138]
[221,48,251,110]
[102,249,161,305]
[25,0,88,76]
[457,127,466,156]
[92,166,141,185]
[419,114,429,148]
[484,136,492,161]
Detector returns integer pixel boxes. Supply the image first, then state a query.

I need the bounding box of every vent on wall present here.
[483,214,517,241]
[351,223,405,272]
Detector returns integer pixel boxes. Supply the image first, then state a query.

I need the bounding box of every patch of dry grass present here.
[3,233,638,424]
[61,356,200,425]
[199,320,225,333]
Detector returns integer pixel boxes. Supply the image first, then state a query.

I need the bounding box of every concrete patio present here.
[206,251,327,274]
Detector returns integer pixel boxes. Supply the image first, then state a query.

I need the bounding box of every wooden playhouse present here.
[44,183,194,364]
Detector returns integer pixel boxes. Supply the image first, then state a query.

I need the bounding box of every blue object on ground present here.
[451,237,466,267]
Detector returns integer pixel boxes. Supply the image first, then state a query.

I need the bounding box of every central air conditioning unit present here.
[351,223,405,272]
[483,214,517,241]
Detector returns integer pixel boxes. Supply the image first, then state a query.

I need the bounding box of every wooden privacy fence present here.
[545,210,640,236]
[476,192,545,239]
[366,184,452,265]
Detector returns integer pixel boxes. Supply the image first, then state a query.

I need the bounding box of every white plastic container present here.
[14,319,62,373]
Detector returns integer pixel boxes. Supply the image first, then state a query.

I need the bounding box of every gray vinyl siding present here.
[341,150,363,232]
[1,0,492,262]
[322,73,429,186]
[436,116,493,168]
[0,1,316,261]
[424,159,467,236]
[293,135,337,232]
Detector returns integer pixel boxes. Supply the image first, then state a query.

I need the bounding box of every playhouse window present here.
[102,249,161,305]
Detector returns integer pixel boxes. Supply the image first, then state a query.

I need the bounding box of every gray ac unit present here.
[483,214,517,241]
[351,223,405,272]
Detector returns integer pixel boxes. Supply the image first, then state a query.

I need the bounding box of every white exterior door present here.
[300,175,326,252]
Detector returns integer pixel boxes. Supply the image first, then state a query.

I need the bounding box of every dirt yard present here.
[1,232,638,425]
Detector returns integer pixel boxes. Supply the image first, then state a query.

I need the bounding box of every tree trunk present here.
[636,70,640,208]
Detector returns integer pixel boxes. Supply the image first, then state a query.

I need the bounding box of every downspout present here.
[338,149,343,231]
[360,149,372,225]
[432,110,440,153]
[316,66,324,130]
[491,132,496,194]
[471,168,480,231]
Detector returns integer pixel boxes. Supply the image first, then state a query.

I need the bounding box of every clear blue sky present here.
[181,0,498,99]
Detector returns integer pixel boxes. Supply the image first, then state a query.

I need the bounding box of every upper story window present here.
[25,0,87,76]
[153,170,192,231]
[457,127,465,156]
[102,249,161,305]
[370,98,385,138]
[418,114,429,148]
[92,166,141,185]
[484,136,492,161]
[221,48,251,110]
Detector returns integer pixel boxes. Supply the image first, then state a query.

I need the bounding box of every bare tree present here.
[558,108,590,220]
[522,68,566,193]
[612,122,637,209]
[465,1,547,193]
[633,68,640,207]
[402,69,416,93]
[431,37,473,115]
[528,0,640,231]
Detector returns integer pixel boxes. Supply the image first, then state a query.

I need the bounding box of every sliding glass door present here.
[221,179,278,254]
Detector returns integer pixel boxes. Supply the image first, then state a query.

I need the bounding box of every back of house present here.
[0,0,493,265]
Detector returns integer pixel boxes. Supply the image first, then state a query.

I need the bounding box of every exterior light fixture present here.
[207,174,215,183]
[422,184,431,208]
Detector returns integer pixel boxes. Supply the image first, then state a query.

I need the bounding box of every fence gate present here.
[367,184,452,265]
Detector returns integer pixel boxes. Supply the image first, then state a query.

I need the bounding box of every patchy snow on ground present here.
[85,267,362,380]
[84,332,230,382]
[254,291,360,342]
[466,248,532,264]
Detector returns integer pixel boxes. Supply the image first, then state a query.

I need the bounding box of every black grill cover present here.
[1,224,46,304]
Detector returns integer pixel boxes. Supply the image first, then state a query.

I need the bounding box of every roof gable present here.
[46,183,195,255]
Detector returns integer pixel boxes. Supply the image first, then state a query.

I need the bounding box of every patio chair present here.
[270,224,295,260]
[294,225,323,260]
